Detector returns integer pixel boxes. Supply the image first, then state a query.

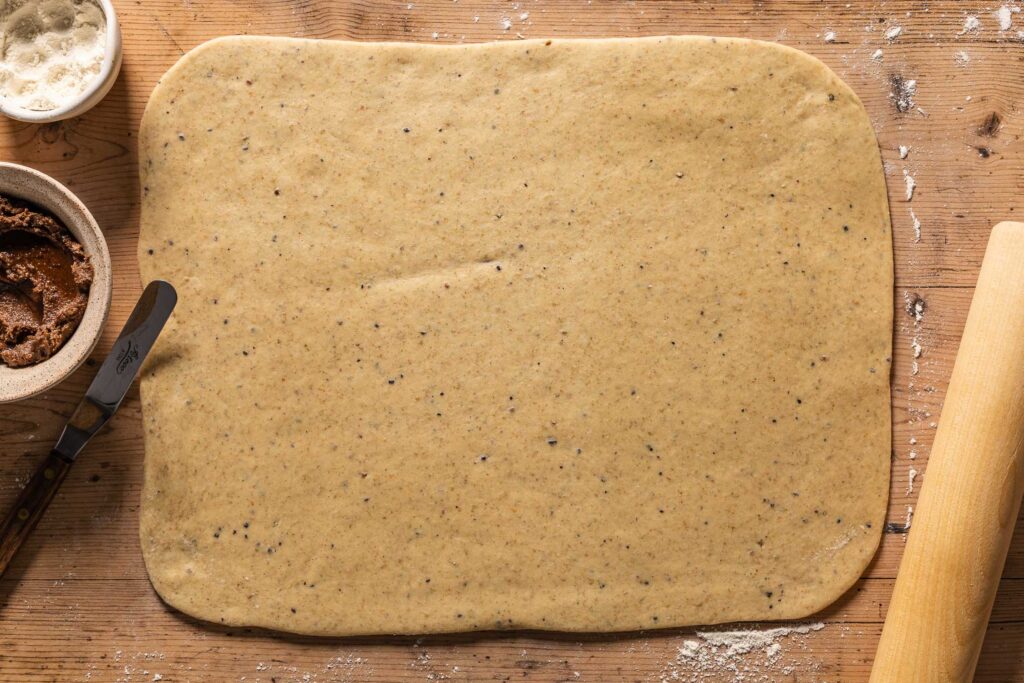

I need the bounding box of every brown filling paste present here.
[0,194,93,368]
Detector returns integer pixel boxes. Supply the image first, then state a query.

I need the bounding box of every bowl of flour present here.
[0,0,122,123]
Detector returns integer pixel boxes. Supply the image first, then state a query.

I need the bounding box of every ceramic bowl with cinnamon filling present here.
[0,163,112,403]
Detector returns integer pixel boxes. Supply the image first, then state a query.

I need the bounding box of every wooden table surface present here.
[1,1,1022,681]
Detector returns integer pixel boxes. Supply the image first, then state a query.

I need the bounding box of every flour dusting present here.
[904,291,926,378]
[959,15,982,35]
[911,298,925,323]
[996,5,1019,31]
[903,170,916,201]
[660,623,824,681]
[890,76,917,113]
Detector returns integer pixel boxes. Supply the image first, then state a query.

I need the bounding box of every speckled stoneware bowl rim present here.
[0,0,122,124]
[0,162,112,403]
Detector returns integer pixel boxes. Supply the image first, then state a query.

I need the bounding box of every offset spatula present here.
[0,281,176,577]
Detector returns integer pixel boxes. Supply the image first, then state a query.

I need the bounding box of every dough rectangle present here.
[138,36,892,636]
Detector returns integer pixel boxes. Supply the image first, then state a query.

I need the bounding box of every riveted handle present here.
[0,451,73,577]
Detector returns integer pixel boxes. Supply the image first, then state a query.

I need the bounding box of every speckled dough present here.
[138,36,892,636]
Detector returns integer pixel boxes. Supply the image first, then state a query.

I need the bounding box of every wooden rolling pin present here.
[871,221,1024,682]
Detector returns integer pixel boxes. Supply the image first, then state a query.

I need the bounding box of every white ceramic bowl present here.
[0,163,113,403]
[0,0,123,124]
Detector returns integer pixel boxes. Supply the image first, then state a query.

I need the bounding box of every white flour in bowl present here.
[0,0,107,111]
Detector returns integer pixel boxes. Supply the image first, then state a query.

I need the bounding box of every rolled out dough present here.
[138,36,892,636]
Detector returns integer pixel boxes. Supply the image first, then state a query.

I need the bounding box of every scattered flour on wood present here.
[911,330,922,374]
[910,208,921,242]
[910,297,925,323]
[903,170,916,201]
[238,653,370,682]
[996,5,1019,31]
[904,291,927,401]
[908,467,919,494]
[890,77,917,113]
[108,652,169,683]
[871,48,884,60]
[959,15,982,35]
[824,30,836,42]
[884,25,903,41]
[660,623,824,681]
[955,50,970,66]
[899,145,910,159]
[499,17,512,30]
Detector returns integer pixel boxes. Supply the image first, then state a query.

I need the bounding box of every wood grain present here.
[1,0,1022,680]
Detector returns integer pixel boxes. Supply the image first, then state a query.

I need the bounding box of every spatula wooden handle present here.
[0,451,73,577]
[871,221,1024,682]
